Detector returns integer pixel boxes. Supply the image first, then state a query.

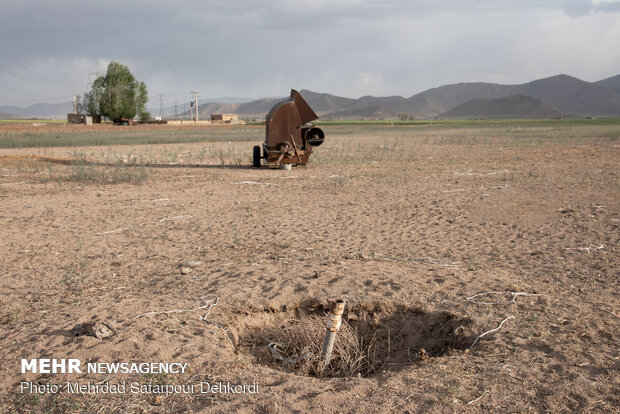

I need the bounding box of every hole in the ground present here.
[238,303,476,378]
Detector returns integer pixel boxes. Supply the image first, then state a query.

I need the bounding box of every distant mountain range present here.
[0,102,74,119]
[440,95,563,119]
[200,74,620,120]
[595,74,620,94]
[0,111,27,120]
[2,74,619,120]
[298,74,620,119]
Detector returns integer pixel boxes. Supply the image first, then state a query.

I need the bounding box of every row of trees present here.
[398,112,415,121]
[80,62,150,123]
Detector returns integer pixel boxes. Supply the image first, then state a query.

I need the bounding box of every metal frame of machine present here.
[253,89,325,167]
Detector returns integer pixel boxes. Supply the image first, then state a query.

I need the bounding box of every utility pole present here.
[158,94,164,120]
[174,101,178,120]
[191,91,199,123]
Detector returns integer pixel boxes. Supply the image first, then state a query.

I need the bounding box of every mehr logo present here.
[21,359,82,374]
[21,359,188,374]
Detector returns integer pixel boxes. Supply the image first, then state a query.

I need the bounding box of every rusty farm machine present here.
[253,89,325,168]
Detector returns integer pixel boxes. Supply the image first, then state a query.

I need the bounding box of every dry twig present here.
[470,316,515,349]
[97,214,194,234]
[196,297,236,348]
[466,291,549,305]
[371,252,460,268]
[235,181,271,186]
[566,244,605,253]
[139,198,169,202]
[467,390,489,405]
[131,295,218,320]
[1,324,23,342]
[158,214,194,222]
[266,341,312,365]
[96,227,129,235]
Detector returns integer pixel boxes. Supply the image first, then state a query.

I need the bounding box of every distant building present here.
[67,114,101,124]
[211,113,239,122]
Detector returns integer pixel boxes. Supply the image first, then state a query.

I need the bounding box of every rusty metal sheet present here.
[290,89,318,125]
[259,89,324,167]
[266,101,302,147]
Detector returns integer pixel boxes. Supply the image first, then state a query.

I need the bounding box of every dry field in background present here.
[0,122,618,413]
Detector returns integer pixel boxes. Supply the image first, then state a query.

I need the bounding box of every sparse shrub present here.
[62,247,89,293]
[252,314,380,378]
[69,153,149,184]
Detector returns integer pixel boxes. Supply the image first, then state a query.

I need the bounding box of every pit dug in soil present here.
[239,304,476,378]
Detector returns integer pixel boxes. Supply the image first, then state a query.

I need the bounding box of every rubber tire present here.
[252,145,261,167]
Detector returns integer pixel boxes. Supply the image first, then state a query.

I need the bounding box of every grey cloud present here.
[594,0,620,12]
[1,0,619,106]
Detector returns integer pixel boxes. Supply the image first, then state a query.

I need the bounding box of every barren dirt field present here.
[0,122,618,413]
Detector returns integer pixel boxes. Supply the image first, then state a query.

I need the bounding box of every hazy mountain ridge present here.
[595,74,620,94]
[439,95,564,119]
[324,104,400,120]
[518,74,620,116]
[241,74,620,119]
[407,82,519,118]
[194,102,239,118]
[0,102,73,118]
[3,74,620,120]
[0,111,27,120]
[402,74,620,118]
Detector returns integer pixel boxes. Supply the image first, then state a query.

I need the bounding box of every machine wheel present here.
[252,145,261,167]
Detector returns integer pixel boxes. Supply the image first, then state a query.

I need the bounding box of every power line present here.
[0,64,37,85]
[0,52,87,105]
[1,61,68,93]
[0,51,70,87]
[161,91,195,98]
[0,79,33,95]
[0,86,74,106]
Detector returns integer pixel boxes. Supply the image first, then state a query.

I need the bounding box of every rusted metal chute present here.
[253,89,325,168]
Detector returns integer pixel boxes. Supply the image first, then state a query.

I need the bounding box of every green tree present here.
[87,62,150,123]
[79,90,99,116]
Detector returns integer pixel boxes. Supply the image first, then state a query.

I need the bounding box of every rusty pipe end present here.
[325,299,346,332]
[321,299,346,369]
[330,299,345,315]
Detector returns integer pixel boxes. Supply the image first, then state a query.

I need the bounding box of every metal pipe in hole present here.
[321,299,346,369]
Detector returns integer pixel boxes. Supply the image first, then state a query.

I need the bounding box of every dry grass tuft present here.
[69,153,149,185]
[253,314,381,378]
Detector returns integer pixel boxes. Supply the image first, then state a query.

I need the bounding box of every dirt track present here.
[0,125,618,412]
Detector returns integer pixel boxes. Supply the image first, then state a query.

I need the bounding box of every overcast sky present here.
[1,0,619,107]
